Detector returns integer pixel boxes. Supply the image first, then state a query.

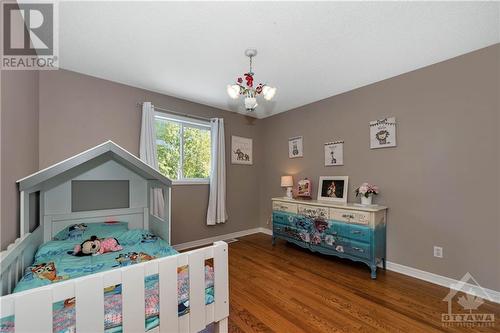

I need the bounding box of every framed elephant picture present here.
[231,136,253,165]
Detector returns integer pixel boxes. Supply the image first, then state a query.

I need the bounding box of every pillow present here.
[54,221,129,241]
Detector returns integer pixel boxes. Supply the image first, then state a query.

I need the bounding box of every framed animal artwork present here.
[370,117,397,149]
[288,136,303,158]
[231,136,253,165]
[324,141,344,166]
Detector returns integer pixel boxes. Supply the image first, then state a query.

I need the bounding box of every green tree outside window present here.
[156,118,211,180]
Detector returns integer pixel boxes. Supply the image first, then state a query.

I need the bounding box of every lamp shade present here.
[263,86,277,101]
[281,175,293,187]
[227,84,240,99]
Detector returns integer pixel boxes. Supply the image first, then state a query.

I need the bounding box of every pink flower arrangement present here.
[355,183,379,198]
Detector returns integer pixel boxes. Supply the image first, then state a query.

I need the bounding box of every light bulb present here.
[262,86,276,100]
[226,84,240,99]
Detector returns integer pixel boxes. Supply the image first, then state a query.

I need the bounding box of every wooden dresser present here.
[272,197,388,278]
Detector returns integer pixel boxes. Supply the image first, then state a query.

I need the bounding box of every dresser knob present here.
[351,230,362,234]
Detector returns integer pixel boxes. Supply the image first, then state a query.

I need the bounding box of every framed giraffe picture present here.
[324,141,344,166]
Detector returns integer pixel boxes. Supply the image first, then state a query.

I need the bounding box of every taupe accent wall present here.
[37,69,263,246]
[1,70,39,249]
[259,44,500,290]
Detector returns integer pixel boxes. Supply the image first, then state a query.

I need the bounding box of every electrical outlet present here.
[434,246,443,258]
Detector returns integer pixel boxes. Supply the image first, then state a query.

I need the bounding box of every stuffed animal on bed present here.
[71,236,123,256]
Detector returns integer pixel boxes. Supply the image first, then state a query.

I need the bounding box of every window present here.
[155,112,211,184]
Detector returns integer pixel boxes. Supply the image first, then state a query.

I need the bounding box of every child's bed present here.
[0,142,229,333]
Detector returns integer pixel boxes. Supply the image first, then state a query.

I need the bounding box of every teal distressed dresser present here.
[272,197,387,279]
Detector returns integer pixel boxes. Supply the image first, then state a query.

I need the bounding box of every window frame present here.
[155,111,211,185]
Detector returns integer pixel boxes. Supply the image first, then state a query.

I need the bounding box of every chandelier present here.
[226,49,277,111]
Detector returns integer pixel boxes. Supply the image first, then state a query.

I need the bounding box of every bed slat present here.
[6,264,12,295]
[15,288,52,332]
[189,249,207,333]
[213,241,229,322]
[122,264,146,332]
[158,255,179,333]
[177,253,190,333]
[75,275,104,333]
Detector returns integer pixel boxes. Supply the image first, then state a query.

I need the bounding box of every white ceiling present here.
[59,1,500,118]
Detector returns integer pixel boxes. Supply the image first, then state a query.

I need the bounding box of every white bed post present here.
[19,191,29,237]
[166,185,171,244]
[213,241,229,333]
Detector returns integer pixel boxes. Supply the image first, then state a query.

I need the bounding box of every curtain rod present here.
[136,102,213,122]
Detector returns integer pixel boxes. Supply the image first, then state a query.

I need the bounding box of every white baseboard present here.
[258,227,272,235]
[386,261,500,304]
[173,227,271,251]
[174,228,499,304]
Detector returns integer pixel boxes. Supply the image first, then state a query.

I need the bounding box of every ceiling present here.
[59,1,500,118]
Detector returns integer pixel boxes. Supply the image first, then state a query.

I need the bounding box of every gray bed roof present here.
[17,141,172,191]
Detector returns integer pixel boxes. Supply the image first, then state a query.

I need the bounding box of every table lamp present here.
[281,176,294,198]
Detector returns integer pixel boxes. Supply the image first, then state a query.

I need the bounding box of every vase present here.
[361,195,373,205]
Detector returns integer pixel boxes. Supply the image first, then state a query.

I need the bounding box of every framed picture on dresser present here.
[317,176,348,203]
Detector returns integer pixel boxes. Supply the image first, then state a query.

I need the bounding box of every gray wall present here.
[1,45,498,292]
[259,44,500,290]
[1,71,39,249]
[37,69,263,245]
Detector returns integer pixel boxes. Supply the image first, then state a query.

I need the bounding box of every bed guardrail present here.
[0,229,44,296]
[0,241,229,333]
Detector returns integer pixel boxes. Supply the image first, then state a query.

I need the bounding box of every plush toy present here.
[71,236,123,256]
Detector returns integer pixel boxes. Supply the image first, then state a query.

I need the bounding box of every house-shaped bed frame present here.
[0,141,229,333]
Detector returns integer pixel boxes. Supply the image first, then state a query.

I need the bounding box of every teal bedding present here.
[1,222,215,333]
[14,225,177,293]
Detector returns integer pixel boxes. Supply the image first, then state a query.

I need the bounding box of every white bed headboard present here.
[43,207,149,242]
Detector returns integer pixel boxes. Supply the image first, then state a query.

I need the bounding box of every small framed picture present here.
[296,178,312,198]
[370,117,397,149]
[288,136,303,158]
[231,136,253,165]
[324,141,344,166]
[317,176,349,203]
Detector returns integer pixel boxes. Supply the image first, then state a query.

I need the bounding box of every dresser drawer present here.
[326,221,371,242]
[342,223,371,243]
[272,212,295,227]
[321,235,350,253]
[272,201,298,214]
[329,208,371,225]
[298,204,329,219]
[344,240,371,259]
[273,224,305,243]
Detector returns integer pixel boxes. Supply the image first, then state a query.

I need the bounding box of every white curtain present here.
[207,118,228,225]
[140,102,165,218]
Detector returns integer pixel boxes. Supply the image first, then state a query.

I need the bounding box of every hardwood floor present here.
[227,233,500,333]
